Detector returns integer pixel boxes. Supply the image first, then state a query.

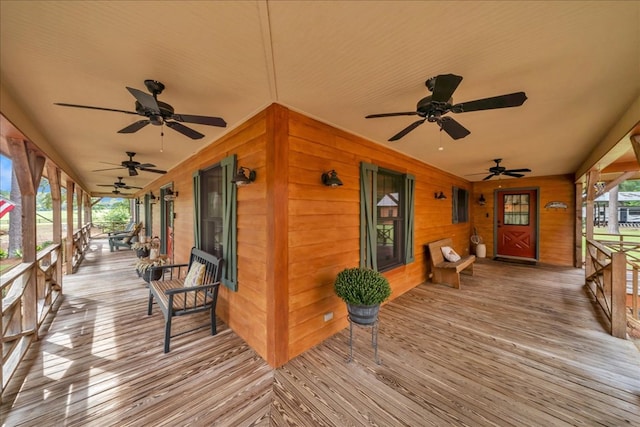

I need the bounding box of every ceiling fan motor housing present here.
[417,96,452,122]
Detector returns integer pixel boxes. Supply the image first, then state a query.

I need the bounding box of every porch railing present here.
[591,233,640,322]
[70,223,92,272]
[1,243,63,395]
[585,239,628,338]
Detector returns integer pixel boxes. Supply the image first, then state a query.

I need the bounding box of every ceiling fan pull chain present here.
[438,125,444,151]
[160,127,164,153]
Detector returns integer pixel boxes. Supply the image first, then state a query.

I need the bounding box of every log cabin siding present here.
[285,109,473,360]
[470,174,575,266]
[140,104,575,367]
[141,111,271,361]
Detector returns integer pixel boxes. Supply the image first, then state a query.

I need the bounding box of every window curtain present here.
[360,162,378,270]
[192,171,201,249]
[221,154,238,291]
[404,174,415,263]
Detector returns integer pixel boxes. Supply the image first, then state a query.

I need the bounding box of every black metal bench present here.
[147,248,222,353]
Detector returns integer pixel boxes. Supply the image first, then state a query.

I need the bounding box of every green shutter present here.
[404,174,415,264]
[221,154,238,291]
[192,171,201,249]
[360,162,378,270]
[144,194,152,237]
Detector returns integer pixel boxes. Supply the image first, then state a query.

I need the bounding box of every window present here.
[199,167,223,258]
[193,154,237,291]
[452,186,469,224]
[503,193,530,225]
[360,162,415,272]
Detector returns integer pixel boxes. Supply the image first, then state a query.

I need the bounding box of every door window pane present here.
[503,194,530,225]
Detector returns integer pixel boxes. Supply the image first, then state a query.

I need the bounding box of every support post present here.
[611,251,627,339]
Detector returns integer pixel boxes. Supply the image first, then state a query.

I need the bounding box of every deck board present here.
[2,240,639,426]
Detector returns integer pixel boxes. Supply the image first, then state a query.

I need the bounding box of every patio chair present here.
[108,220,135,236]
[109,222,142,252]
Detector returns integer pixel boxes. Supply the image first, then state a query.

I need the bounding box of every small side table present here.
[347,316,380,364]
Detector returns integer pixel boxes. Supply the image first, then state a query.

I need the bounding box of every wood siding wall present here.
[141,110,270,361]
[139,104,575,367]
[470,174,576,266]
[285,109,472,361]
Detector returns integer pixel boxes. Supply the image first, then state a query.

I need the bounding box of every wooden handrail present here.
[589,232,640,322]
[1,243,63,395]
[585,239,628,338]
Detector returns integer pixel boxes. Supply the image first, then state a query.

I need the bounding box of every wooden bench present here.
[147,248,222,353]
[427,238,476,289]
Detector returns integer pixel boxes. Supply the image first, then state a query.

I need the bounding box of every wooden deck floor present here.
[2,239,639,426]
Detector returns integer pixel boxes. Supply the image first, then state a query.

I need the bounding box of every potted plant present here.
[131,236,160,258]
[334,267,392,325]
[135,254,169,283]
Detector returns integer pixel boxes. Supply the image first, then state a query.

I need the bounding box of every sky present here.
[1,155,12,192]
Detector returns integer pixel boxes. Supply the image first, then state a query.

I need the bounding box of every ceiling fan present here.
[479,158,531,180]
[365,74,527,141]
[97,177,142,190]
[55,79,227,140]
[93,152,166,176]
[109,188,131,196]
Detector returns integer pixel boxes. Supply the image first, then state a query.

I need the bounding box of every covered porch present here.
[2,238,638,426]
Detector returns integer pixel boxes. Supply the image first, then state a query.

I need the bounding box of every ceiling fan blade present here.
[453,92,527,113]
[118,120,150,134]
[128,167,138,177]
[431,74,463,103]
[503,172,525,178]
[137,163,156,168]
[122,185,142,190]
[54,102,138,115]
[439,117,470,140]
[366,112,418,119]
[389,119,426,141]
[166,121,204,139]
[483,173,497,181]
[97,184,116,187]
[92,167,125,172]
[139,167,167,174]
[126,87,160,113]
[172,114,227,127]
[504,168,531,173]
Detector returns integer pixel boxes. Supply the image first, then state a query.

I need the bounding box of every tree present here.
[8,168,22,258]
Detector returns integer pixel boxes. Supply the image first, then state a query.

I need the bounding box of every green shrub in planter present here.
[334,267,391,306]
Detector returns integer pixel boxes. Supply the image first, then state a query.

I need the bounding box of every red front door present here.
[496,189,537,259]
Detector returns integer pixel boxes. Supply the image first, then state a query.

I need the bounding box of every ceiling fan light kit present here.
[365,73,527,142]
[55,79,227,140]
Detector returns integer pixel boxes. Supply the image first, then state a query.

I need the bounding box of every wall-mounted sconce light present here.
[478,194,486,206]
[231,166,256,186]
[321,170,343,187]
[164,188,179,201]
[149,192,157,204]
[435,191,447,200]
[135,198,142,206]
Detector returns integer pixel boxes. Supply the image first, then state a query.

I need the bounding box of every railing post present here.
[611,251,627,338]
